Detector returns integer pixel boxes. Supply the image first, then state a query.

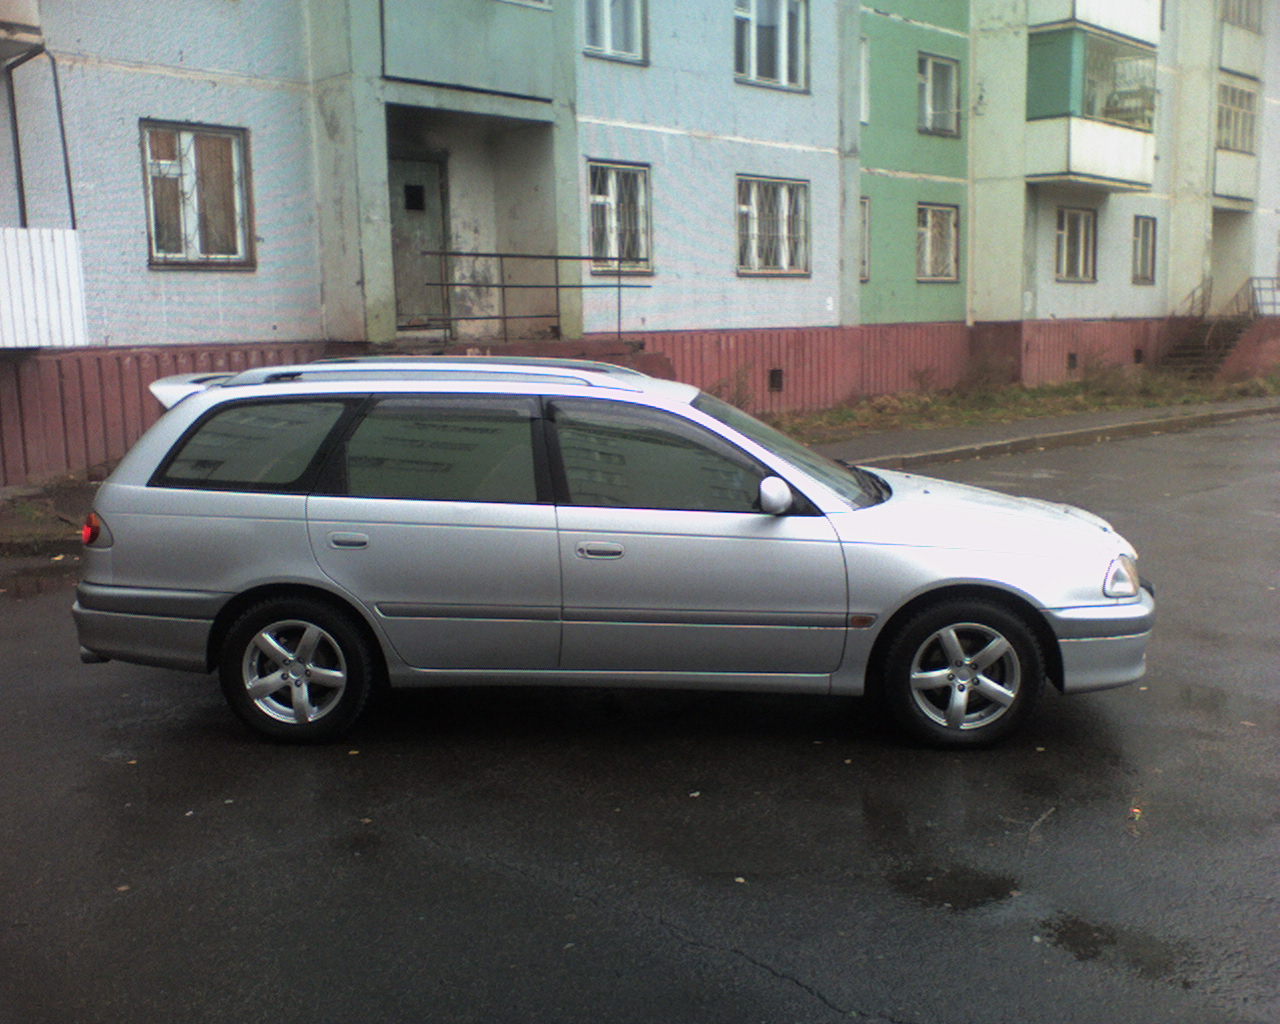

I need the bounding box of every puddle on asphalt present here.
[1042,912,1193,985]
[887,864,1019,912]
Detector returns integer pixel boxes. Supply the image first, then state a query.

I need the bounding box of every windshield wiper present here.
[838,461,891,504]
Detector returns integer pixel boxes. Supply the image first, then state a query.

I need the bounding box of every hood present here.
[834,468,1132,557]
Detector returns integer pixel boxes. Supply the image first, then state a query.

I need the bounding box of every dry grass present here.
[767,369,1280,446]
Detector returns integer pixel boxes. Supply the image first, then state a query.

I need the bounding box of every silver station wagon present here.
[73,357,1154,747]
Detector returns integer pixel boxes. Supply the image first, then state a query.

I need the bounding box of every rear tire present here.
[881,599,1043,748]
[219,597,374,742]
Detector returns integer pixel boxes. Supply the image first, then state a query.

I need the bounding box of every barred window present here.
[734,0,807,89]
[588,162,651,272]
[586,0,645,60]
[1056,207,1097,283]
[1132,216,1156,285]
[1222,0,1262,32]
[916,203,959,282]
[737,176,809,274]
[918,54,960,135]
[1217,80,1258,153]
[142,121,252,267]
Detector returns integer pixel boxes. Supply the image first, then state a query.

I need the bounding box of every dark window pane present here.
[148,129,177,161]
[195,134,238,256]
[150,176,183,254]
[342,399,537,503]
[163,401,345,488]
[553,400,763,512]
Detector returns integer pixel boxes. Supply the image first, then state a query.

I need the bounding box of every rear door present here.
[549,398,848,676]
[308,395,560,670]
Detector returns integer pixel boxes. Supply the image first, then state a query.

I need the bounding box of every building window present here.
[588,162,651,272]
[859,196,871,281]
[918,54,960,135]
[734,0,807,89]
[142,122,252,267]
[585,0,645,60]
[916,203,959,282]
[737,176,809,274]
[1056,207,1097,282]
[1217,79,1258,153]
[1132,216,1156,285]
[1222,0,1262,32]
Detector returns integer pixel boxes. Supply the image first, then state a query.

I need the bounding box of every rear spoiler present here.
[149,372,234,409]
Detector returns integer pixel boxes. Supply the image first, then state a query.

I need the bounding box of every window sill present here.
[733,76,809,96]
[1132,278,1156,286]
[737,269,812,278]
[584,49,648,67]
[916,276,960,284]
[917,126,961,139]
[1054,277,1097,284]
[149,259,257,272]
[590,265,653,276]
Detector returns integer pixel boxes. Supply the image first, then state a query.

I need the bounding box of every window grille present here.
[588,162,651,272]
[142,122,252,267]
[916,203,959,281]
[737,176,810,274]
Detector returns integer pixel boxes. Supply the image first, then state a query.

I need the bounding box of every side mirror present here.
[758,476,794,516]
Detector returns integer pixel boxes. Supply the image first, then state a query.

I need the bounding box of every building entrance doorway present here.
[389,158,448,328]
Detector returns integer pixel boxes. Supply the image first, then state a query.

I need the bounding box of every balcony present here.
[1025,25,1155,191]
[1025,117,1154,191]
[0,228,89,349]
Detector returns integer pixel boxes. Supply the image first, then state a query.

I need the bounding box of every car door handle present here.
[576,541,625,560]
[328,532,369,549]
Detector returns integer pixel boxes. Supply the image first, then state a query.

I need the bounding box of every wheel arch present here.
[206,583,389,687]
[865,584,1063,695]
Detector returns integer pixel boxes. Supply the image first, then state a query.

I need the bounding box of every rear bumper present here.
[73,583,220,673]
[1045,587,1155,694]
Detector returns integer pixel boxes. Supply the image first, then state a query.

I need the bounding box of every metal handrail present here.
[413,250,650,343]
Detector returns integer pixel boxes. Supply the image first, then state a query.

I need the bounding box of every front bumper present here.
[1044,586,1155,693]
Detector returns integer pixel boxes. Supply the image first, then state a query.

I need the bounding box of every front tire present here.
[219,597,374,742]
[881,599,1043,748]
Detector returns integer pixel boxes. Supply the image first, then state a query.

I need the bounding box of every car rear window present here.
[155,400,348,491]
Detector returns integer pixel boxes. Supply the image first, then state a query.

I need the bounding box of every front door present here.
[389,158,448,328]
[549,399,849,677]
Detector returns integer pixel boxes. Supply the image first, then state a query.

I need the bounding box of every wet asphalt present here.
[1,414,1277,1024]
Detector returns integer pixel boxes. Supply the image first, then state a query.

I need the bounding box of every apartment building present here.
[3,1,1279,487]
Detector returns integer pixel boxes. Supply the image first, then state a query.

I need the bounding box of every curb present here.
[857,403,1280,471]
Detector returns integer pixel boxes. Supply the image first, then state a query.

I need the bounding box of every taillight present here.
[82,512,102,546]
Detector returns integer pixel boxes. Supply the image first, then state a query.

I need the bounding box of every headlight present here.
[1104,554,1141,598]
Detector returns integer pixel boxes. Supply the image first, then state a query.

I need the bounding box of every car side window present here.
[550,399,766,512]
[155,399,348,491]
[332,396,540,503]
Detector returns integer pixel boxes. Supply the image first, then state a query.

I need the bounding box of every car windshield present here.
[692,393,885,509]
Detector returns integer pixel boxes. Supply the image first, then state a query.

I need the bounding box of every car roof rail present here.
[220,355,651,390]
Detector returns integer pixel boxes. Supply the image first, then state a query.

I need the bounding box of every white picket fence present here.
[0,226,88,348]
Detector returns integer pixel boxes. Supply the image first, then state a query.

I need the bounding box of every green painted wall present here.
[859,3,968,324]
[859,175,966,325]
